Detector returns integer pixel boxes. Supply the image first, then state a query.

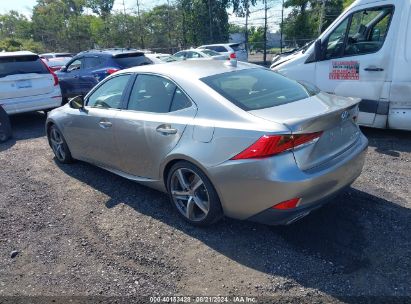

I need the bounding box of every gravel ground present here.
[0,112,410,303]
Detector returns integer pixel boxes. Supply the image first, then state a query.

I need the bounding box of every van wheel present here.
[167,161,223,226]
[48,125,73,164]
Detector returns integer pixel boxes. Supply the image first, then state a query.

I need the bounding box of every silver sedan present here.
[46,60,368,226]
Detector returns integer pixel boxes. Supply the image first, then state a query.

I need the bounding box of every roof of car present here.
[119,59,258,80]
[0,51,37,57]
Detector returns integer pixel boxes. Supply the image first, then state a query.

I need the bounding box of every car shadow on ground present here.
[0,112,47,152]
[56,159,411,300]
[361,127,411,156]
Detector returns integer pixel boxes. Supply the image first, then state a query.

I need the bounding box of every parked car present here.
[271,0,410,131]
[145,53,181,63]
[46,60,367,226]
[0,51,62,114]
[197,43,248,62]
[40,52,74,59]
[43,57,72,72]
[173,49,227,61]
[56,49,152,102]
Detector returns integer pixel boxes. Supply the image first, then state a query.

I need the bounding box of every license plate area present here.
[16,80,32,89]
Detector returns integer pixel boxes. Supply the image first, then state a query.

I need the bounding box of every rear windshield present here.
[112,53,152,68]
[0,55,49,78]
[201,68,315,111]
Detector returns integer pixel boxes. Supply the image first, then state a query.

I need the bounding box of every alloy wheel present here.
[49,127,66,162]
[170,168,210,222]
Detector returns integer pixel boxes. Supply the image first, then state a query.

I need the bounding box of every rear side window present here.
[84,57,103,69]
[206,45,228,52]
[127,74,192,113]
[201,49,220,56]
[128,75,176,113]
[112,54,152,68]
[0,55,49,78]
[229,43,244,51]
[201,69,313,111]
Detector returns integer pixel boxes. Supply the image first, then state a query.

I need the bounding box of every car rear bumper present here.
[207,133,368,223]
[0,87,62,114]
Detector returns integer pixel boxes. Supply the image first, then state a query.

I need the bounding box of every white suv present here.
[0,51,62,114]
[197,43,248,62]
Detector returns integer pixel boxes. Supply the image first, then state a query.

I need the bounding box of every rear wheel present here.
[167,161,223,226]
[48,125,73,164]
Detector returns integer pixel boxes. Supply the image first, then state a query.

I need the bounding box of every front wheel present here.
[48,125,73,164]
[167,161,223,226]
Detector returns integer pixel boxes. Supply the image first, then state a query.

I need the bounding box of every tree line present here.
[0,0,355,54]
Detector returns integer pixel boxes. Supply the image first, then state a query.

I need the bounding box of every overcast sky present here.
[0,0,285,32]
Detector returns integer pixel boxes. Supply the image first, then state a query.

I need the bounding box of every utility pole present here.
[318,0,326,35]
[280,0,284,53]
[136,0,145,49]
[245,0,249,54]
[167,0,172,53]
[122,0,130,47]
[263,0,268,65]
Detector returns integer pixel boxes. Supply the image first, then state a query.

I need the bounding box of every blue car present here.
[56,49,152,102]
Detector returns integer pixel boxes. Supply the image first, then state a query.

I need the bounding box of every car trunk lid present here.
[0,73,55,100]
[249,92,361,170]
[0,55,54,100]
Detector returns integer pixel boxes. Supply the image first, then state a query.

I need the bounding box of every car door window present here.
[174,52,186,59]
[170,88,192,112]
[83,57,101,69]
[187,51,202,58]
[67,59,83,72]
[344,6,394,56]
[87,74,131,109]
[325,18,349,59]
[127,75,177,113]
[324,6,393,59]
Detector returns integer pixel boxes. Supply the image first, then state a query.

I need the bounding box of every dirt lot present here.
[0,112,410,303]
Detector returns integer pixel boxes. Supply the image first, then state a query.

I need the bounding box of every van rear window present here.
[112,53,152,68]
[0,55,49,78]
[201,69,314,111]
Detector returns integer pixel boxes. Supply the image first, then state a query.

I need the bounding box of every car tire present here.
[167,161,223,226]
[48,124,73,164]
[0,132,9,143]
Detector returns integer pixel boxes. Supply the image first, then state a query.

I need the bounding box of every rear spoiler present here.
[112,52,144,58]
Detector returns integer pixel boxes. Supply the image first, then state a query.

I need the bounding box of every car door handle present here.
[99,121,112,128]
[74,75,80,78]
[156,125,177,135]
[364,67,384,72]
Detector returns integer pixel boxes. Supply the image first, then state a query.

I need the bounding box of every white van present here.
[272,0,410,131]
[0,51,62,114]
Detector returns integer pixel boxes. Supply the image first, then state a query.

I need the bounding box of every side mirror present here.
[60,67,67,72]
[313,39,323,62]
[69,95,84,110]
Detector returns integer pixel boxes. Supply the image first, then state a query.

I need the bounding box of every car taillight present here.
[107,68,120,75]
[272,198,301,210]
[229,53,236,59]
[231,132,322,160]
[40,59,59,86]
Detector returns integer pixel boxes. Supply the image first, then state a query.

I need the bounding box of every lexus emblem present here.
[341,111,349,121]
